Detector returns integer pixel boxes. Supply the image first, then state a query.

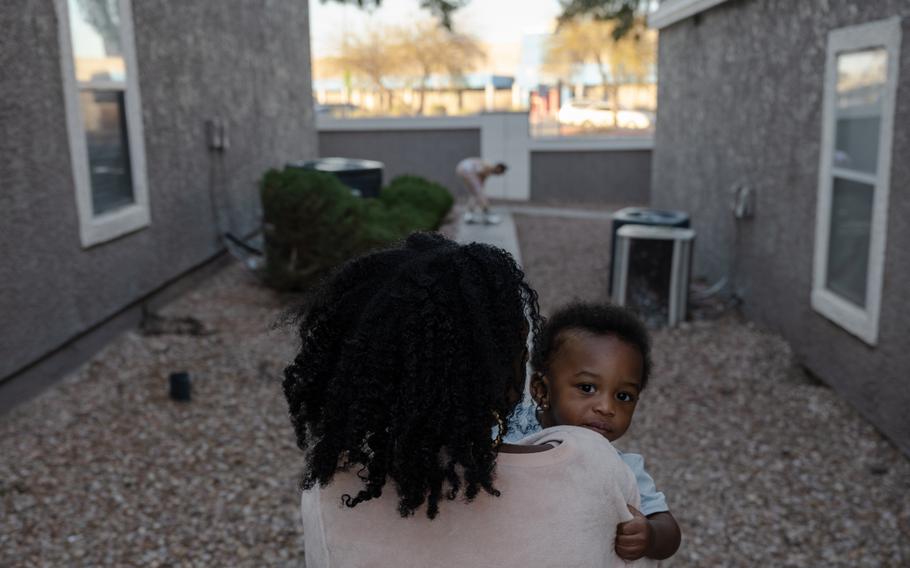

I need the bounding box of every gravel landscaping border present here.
[1,210,907,567]
[513,211,910,567]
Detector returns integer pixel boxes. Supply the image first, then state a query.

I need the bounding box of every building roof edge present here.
[648,0,734,29]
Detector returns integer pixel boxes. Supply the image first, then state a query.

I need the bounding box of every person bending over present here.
[455,157,507,225]
[283,233,656,568]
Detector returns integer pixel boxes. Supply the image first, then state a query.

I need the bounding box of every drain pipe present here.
[205,117,264,271]
[690,182,754,305]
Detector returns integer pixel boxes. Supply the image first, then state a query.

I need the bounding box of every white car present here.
[557,100,652,130]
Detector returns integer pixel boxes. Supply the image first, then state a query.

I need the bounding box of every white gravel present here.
[0,266,306,567]
[514,211,910,567]
[1,211,908,567]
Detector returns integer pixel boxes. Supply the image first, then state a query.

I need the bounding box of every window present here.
[812,17,902,345]
[57,0,149,247]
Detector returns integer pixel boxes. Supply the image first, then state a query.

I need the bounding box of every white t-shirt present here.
[455,157,489,176]
[300,425,657,568]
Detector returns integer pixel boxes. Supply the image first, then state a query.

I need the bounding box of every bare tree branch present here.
[321,0,467,30]
[321,0,649,38]
[557,0,648,41]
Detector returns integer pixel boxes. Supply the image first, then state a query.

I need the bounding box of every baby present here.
[508,301,681,561]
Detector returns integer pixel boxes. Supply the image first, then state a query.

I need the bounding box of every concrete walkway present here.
[503,203,615,221]
[454,208,523,265]
[454,204,617,265]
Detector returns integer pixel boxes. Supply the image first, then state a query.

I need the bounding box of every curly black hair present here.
[283,232,541,519]
[531,302,652,389]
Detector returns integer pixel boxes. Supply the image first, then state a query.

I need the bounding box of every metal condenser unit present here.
[611,225,695,327]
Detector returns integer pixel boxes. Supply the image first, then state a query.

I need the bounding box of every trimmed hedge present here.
[260,167,453,291]
[381,175,453,222]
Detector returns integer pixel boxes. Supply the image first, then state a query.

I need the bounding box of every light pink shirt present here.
[455,157,489,194]
[455,157,489,176]
[300,425,656,568]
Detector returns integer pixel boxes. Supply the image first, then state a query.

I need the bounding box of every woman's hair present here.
[493,162,508,174]
[530,302,652,389]
[283,232,540,519]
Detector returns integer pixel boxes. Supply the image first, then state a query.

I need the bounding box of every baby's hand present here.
[615,505,651,561]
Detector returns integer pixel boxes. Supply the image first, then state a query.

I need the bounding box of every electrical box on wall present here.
[206,118,229,152]
[732,184,754,219]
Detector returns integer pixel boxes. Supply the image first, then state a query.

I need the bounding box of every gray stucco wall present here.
[652,0,910,452]
[530,150,651,204]
[318,129,480,195]
[0,1,316,382]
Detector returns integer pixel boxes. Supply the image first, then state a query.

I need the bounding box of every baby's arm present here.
[616,506,681,560]
[646,510,681,559]
[615,453,681,560]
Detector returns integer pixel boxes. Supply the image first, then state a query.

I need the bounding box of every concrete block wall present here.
[317,114,653,206]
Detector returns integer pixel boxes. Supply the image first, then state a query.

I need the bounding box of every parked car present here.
[557,99,652,130]
[315,103,359,118]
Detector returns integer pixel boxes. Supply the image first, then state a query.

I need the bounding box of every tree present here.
[328,29,408,111]
[398,23,485,114]
[75,0,122,54]
[323,0,650,39]
[544,16,655,123]
[324,22,484,115]
[556,0,653,41]
[322,0,469,30]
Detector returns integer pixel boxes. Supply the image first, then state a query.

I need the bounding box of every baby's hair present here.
[283,232,541,519]
[531,302,652,389]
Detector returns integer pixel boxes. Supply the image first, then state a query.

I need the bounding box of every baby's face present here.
[533,331,642,442]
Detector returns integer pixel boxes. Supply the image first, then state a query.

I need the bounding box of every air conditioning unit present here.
[608,207,690,296]
[611,225,696,327]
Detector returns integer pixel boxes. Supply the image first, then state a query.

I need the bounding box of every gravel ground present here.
[2,211,908,567]
[0,267,306,567]
[514,211,910,567]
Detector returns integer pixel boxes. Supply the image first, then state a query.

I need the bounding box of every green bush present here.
[381,175,454,222]
[260,168,453,291]
[260,168,368,291]
[359,198,412,245]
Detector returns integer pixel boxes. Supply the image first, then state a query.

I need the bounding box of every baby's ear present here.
[529,372,548,403]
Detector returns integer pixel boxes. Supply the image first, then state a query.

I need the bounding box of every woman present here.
[454,157,507,225]
[283,232,652,567]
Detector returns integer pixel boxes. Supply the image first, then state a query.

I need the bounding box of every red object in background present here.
[530,92,541,119]
[548,88,560,115]
[530,88,561,121]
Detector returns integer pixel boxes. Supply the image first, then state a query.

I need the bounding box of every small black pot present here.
[169,372,192,402]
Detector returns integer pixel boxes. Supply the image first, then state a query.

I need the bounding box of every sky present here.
[308,0,564,68]
[307,0,660,88]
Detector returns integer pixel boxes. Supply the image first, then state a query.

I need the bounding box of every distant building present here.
[312,67,520,117]
[650,1,910,453]
[1,0,317,407]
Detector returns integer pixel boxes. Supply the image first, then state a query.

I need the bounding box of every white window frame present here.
[811,17,902,346]
[56,0,150,248]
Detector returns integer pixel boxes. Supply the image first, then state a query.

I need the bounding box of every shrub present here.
[260,169,454,292]
[260,168,368,291]
[359,198,412,245]
[381,175,454,222]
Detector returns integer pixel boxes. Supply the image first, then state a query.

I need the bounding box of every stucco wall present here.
[319,128,652,205]
[0,1,316,382]
[652,0,910,452]
[318,129,481,195]
[530,150,651,204]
